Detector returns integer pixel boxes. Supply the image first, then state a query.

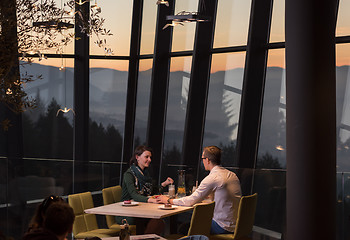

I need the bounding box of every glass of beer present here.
[169,184,175,198]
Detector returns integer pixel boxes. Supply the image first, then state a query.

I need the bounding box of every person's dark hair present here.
[44,202,75,236]
[203,146,222,165]
[129,145,153,165]
[28,195,64,232]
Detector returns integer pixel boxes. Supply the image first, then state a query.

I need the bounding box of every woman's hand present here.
[161,177,174,187]
[147,196,161,203]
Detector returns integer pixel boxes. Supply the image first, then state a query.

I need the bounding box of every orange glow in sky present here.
[36,46,350,74]
[33,0,350,72]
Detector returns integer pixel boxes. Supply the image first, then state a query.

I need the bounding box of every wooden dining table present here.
[102,233,166,240]
[85,201,194,234]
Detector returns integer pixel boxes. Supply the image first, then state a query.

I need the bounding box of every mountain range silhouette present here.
[20,62,350,171]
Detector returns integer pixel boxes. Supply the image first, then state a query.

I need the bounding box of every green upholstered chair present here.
[102,185,136,234]
[167,201,215,240]
[68,191,120,239]
[210,193,258,240]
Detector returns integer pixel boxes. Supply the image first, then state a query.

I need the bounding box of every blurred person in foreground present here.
[159,145,242,235]
[22,201,75,240]
[26,195,65,232]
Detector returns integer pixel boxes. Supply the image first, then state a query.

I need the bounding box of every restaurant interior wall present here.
[0,0,350,239]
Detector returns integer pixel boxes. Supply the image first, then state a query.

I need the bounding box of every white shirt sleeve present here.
[172,172,217,206]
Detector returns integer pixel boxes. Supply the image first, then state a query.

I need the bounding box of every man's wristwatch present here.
[167,197,172,204]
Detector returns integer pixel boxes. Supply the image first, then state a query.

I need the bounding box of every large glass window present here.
[257,48,286,169]
[22,58,74,159]
[336,0,350,37]
[336,44,350,240]
[254,49,286,236]
[90,0,133,56]
[89,60,128,162]
[6,55,76,240]
[269,0,285,43]
[252,168,286,235]
[140,0,157,55]
[213,0,252,48]
[203,53,245,167]
[171,0,198,52]
[336,44,350,172]
[134,59,153,146]
[161,56,192,182]
[5,158,74,239]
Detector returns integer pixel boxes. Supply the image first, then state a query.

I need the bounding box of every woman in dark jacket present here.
[119,145,173,233]
[121,145,173,203]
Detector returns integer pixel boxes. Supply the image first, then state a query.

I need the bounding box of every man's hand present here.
[158,195,171,204]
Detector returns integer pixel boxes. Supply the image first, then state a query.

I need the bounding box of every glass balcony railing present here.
[0,157,124,239]
[0,157,349,240]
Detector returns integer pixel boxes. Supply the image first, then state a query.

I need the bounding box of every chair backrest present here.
[68,191,99,236]
[187,201,215,237]
[102,185,122,227]
[232,193,258,239]
[180,235,209,240]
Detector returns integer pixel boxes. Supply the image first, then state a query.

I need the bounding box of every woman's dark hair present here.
[129,145,153,166]
[44,202,75,236]
[27,195,64,232]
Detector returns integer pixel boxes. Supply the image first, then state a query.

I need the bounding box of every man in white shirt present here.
[159,145,242,234]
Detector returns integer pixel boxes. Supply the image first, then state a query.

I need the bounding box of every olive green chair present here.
[167,201,215,239]
[210,193,258,240]
[68,191,120,239]
[102,185,136,234]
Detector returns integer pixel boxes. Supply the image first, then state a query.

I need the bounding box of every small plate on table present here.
[120,201,139,206]
[158,205,177,210]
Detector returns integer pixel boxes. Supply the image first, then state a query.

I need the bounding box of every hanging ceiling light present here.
[33,20,74,29]
[162,1,211,29]
[30,0,113,56]
[166,11,211,23]
[33,0,74,29]
[1,0,113,116]
[156,0,169,7]
[162,11,211,30]
[56,57,75,116]
[162,21,184,30]
[91,0,101,12]
[57,106,75,116]
[76,0,89,5]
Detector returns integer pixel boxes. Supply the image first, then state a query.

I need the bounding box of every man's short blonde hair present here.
[203,146,221,165]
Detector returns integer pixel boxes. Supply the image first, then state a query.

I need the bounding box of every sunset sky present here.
[35,0,350,71]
